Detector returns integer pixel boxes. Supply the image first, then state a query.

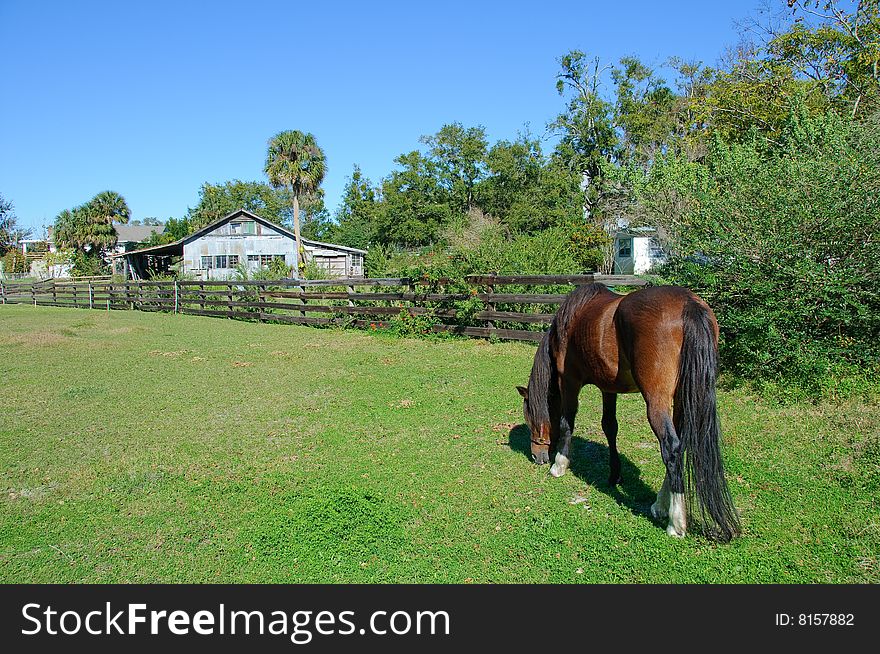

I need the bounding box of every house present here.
[114,209,366,280]
[19,231,71,279]
[612,226,667,275]
[113,224,165,255]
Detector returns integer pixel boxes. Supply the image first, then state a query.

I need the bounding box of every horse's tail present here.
[677,300,740,542]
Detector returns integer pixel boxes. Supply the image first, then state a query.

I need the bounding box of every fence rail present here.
[0,274,647,342]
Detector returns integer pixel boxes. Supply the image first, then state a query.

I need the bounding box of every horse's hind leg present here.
[645,396,686,538]
[602,392,622,486]
[650,475,670,520]
[550,382,579,478]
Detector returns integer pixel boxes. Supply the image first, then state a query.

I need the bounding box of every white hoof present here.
[666,492,687,538]
[650,500,668,519]
[666,524,686,538]
[549,453,570,478]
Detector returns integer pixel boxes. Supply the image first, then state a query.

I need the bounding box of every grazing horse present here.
[516,283,740,541]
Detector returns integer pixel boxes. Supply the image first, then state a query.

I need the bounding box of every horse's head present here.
[517,385,551,465]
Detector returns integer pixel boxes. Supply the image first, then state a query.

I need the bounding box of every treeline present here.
[319,0,878,397]
[38,0,880,396]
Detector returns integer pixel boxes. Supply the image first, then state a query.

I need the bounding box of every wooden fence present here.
[0,274,647,342]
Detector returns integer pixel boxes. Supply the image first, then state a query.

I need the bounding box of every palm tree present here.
[54,191,131,253]
[264,130,327,275]
[87,190,130,249]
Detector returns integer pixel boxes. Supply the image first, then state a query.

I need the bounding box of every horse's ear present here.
[516,385,528,399]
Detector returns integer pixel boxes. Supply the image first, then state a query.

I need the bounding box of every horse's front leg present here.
[550,383,579,478]
[602,391,622,486]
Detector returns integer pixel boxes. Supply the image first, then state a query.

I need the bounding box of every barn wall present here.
[182,220,365,280]
[183,223,297,280]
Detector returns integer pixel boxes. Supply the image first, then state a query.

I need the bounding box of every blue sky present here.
[1,1,763,235]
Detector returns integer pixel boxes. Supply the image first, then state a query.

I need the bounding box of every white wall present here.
[183,223,297,280]
[181,221,363,280]
[614,235,666,275]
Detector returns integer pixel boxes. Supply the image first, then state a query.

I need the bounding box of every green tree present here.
[550,50,618,219]
[265,130,327,273]
[420,123,488,212]
[52,191,131,275]
[611,57,678,166]
[374,151,453,246]
[186,180,287,230]
[1,248,28,274]
[141,216,192,246]
[332,166,380,248]
[88,190,131,248]
[777,1,880,117]
[477,133,544,226]
[53,191,130,255]
[0,193,31,255]
[297,190,333,241]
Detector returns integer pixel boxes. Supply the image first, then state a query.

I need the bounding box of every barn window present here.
[227,221,256,235]
[214,255,238,268]
[246,254,285,266]
[618,238,632,258]
[201,256,213,269]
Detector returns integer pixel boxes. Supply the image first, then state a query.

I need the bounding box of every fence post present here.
[227,284,233,317]
[485,276,495,330]
[174,280,179,314]
[31,284,36,307]
[88,282,94,309]
[347,283,355,308]
[52,281,56,306]
[296,282,306,318]
[199,283,205,312]
[0,279,5,304]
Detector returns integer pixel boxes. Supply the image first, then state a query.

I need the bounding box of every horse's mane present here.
[553,283,611,340]
[525,283,609,426]
[526,329,556,426]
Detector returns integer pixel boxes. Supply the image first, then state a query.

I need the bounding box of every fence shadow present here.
[508,424,663,527]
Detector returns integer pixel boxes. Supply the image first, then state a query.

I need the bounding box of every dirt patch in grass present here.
[0,330,70,347]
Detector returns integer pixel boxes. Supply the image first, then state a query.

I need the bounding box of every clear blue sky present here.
[1,0,762,236]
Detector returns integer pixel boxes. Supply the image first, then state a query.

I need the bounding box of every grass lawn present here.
[1,304,877,583]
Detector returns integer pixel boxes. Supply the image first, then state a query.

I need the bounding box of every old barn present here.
[115,209,366,280]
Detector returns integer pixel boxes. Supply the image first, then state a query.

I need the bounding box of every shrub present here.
[643,107,880,397]
[2,249,28,274]
[71,251,106,277]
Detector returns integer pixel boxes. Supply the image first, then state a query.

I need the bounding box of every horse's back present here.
[615,286,717,398]
[615,286,716,341]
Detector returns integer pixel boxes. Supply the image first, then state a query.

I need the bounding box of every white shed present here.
[613,227,667,275]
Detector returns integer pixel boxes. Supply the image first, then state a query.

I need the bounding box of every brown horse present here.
[516,283,740,541]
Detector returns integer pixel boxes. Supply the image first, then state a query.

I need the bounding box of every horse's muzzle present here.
[531,444,550,465]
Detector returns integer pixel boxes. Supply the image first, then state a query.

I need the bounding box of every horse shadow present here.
[508,424,664,527]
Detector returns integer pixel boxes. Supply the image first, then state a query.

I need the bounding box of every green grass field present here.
[1,304,877,583]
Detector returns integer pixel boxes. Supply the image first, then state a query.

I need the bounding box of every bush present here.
[643,107,880,397]
[71,251,106,277]
[2,249,28,274]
